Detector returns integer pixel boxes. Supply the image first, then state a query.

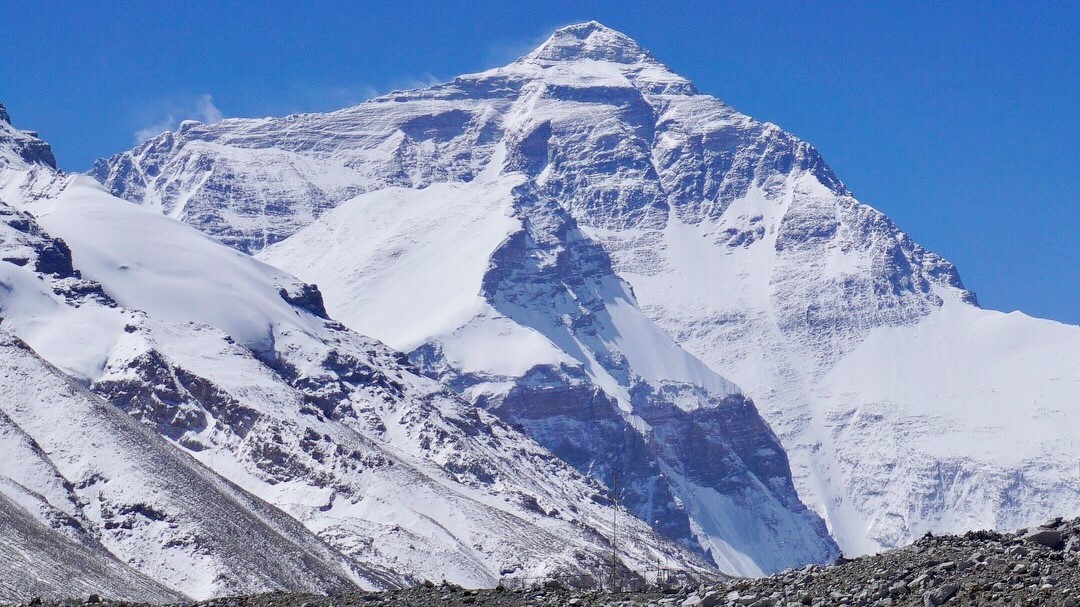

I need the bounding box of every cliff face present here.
[0,102,57,169]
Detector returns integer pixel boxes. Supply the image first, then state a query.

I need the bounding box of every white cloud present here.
[484,26,561,66]
[133,94,225,144]
[277,76,441,116]
[134,117,178,145]
[194,94,224,124]
[388,73,441,92]
[284,83,380,113]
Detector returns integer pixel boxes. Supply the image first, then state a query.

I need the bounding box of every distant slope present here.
[0,489,182,604]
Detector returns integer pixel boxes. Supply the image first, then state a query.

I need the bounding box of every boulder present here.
[924,583,958,606]
[1024,528,1064,549]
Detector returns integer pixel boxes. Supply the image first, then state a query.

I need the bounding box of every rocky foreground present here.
[11,518,1080,607]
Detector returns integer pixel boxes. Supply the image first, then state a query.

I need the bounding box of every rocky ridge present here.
[0,102,57,169]
[12,517,1080,606]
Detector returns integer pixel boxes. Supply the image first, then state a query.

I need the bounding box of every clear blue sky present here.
[2,1,1077,324]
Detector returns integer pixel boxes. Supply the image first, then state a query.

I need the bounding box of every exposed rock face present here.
[92,22,1080,560]
[0,103,57,169]
[465,183,833,572]
[0,203,76,277]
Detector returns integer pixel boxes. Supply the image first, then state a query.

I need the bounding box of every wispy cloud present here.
[254,74,442,118]
[301,72,444,104]
[133,94,225,144]
[194,94,223,123]
[133,117,178,145]
[483,23,564,66]
[384,73,442,93]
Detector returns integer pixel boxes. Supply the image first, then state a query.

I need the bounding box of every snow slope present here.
[94,21,1080,560]
[620,186,1080,555]
[259,174,835,575]
[0,112,369,599]
[0,104,709,590]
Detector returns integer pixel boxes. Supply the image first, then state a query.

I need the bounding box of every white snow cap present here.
[510,21,698,95]
[527,21,655,64]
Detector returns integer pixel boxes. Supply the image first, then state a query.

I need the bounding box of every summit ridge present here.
[525,21,655,64]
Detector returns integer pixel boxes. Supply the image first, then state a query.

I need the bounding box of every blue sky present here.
[2,1,1077,324]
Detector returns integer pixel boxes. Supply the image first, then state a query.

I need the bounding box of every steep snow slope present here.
[807,299,1080,553]
[610,171,1080,555]
[94,21,1080,559]
[0,106,708,587]
[0,379,183,604]
[259,174,835,575]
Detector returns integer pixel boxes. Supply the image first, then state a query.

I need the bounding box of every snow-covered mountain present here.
[0,100,712,598]
[93,20,1080,562]
[95,34,844,575]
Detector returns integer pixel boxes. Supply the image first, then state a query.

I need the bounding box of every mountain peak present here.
[526,21,653,64]
[554,20,621,36]
[0,102,57,169]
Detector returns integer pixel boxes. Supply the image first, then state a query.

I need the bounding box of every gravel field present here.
[11,517,1080,607]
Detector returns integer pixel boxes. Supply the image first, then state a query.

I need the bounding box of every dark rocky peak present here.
[0,101,58,170]
[526,21,655,65]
